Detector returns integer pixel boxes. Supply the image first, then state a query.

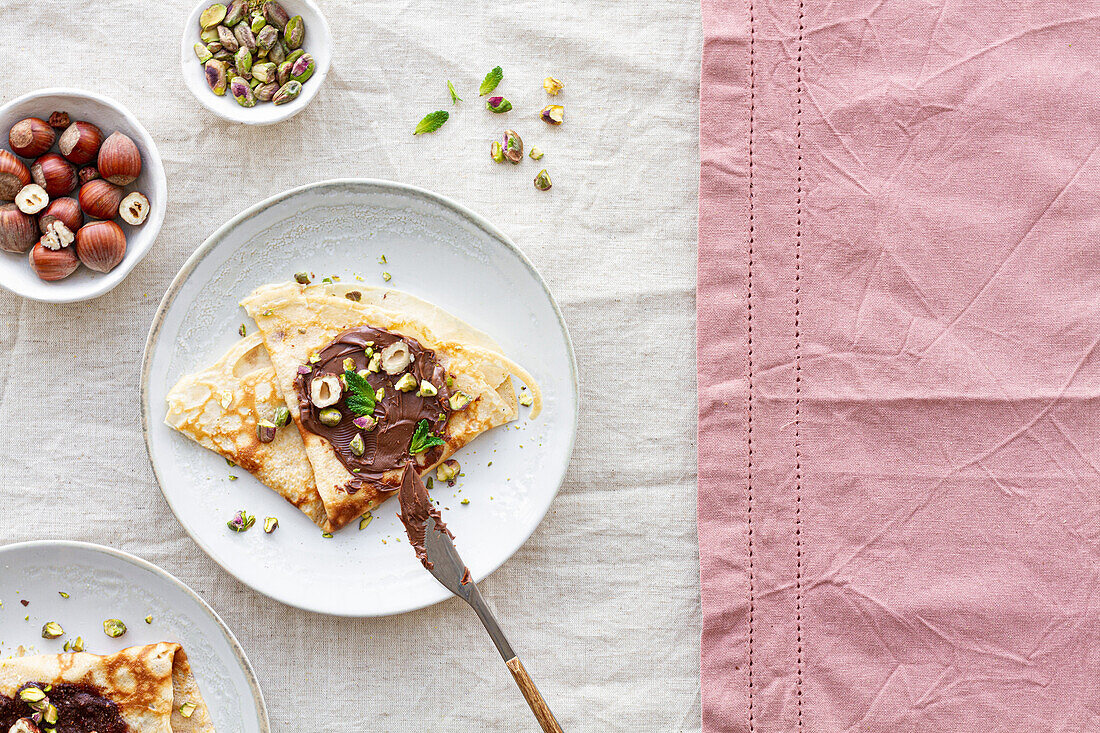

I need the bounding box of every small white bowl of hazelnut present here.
[0,88,166,303]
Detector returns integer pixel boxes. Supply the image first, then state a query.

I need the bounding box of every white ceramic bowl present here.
[0,89,167,304]
[180,0,331,125]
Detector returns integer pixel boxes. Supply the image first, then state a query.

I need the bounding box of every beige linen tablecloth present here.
[0,1,701,729]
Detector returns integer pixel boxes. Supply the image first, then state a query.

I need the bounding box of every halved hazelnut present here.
[58,121,103,165]
[0,150,31,201]
[40,219,75,250]
[10,717,42,733]
[78,179,124,220]
[8,117,56,158]
[119,191,150,225]
[30,154,77,197]
[29,241,79,281]
[97,131,142,186]
[381,341,413,374]
[75,220,126,273]
[15,184,49,215]
[0,203,39,253]
[310,374,343,407]
[39,197,83,234]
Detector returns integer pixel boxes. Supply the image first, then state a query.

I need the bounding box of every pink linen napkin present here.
[698,1,1100,730]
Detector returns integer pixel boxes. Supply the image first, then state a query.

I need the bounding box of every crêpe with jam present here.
[0,643,213,732]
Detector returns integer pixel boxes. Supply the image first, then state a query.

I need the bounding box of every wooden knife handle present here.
[506,656,564,733]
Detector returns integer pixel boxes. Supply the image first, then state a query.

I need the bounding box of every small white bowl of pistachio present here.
[180,0,331,125]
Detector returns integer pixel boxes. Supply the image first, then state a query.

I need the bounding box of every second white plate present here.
[141,179,577,616]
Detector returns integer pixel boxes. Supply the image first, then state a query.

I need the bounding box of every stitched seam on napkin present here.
[794,0,806,728]
[747,0,757,728]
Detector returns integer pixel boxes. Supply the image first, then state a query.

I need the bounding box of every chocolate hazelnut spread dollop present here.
[1,683,128,733]
[294,326,451,494]
[397,461,452,569]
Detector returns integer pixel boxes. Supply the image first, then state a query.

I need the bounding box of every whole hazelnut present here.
[78,166,100,185]
[29,240,80,281]
[58,121,103,165]
[78,179,124,220]
[30,153,77,197]
[0,150,31,201]
[75,220,126,273]
[48,111,71,129]
[0,203,39,253]
[8,118,56,158]
[39,197,83,234]
[97,132,142,186]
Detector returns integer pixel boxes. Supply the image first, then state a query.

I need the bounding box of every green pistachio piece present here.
[41,621,64,639]
[268,38,287,64]
[224,0,247,26]
[251,14,268,34]
[72,635,84,651]
[448,391,471,410]
[486,96,512,113]
[359,513,373,530]
[256,23,278,51]
[200,26,221,43]
[145,615,153,624]
[263,516,279,533]
[394,373,417,392]
[19,687,46,704]
[349,433,366,456]
[294,271,311,284]
[204,59,228,96]
[206,41,223,53]
[194,42,213,63]
[235,46,253,77]
[263,0,290,31]
[417,380,438,397]
[284,15,305,49]
[343,357,356,372]
[289,53,315,83]
[252,61,276,83]
[200,3,227,29]
[255,81,278,101]
[529,146,544,160]
[256,418,277,442]
[436,459,460,481]
[273,406,290,427]
[43,703,59,725]
[490,140,505,163]
[276,59,292,86]
[503,129,523,163]
[534,169,552,191]
[285,48,305,66]
[518,389,535,406]
[318,407,342,426]
[103,618,127,638]
[272,80,302,105]
[230,76,256,107]
[227,510,255,532]
[375,387,385,399]
[180,702,198,718]
[213,49,233,62]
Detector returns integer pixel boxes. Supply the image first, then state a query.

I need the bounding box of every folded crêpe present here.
[164,332,329,529]
[241,281,542,530]
[0,643,214,732]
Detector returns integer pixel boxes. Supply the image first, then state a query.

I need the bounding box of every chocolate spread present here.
[294,326,452,494]
[397,461,452,569]
[1,683,128,733]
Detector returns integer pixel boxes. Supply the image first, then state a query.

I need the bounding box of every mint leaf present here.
[479,66,503,96]
[344,370,376,415]
[414,110,449,135]
[409,419,445,454]
[448,80,461,104]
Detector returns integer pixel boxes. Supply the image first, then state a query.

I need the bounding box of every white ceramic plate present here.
[180,0,331,125]
[0,89,167,303]
[142,179,578,616]
[0,541,269,732]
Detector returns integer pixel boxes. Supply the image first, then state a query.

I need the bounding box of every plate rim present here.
[139,177,579,617]
[0,539,271,732]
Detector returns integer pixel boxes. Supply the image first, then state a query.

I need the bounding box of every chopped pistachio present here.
[359,513,373,530]
[375,387,385,399]
[367,353,382,373]
[19,687,46,704]
[349,433,366,456]
[43,703,59,725]
[343,357,356,372]
[273,406,290,427]
[262,309,273,316]
[446,375,455,388]
[437,460,460,482]
[103,618,127,638]
[145,615,153,624]
[228,475,238,481]
[227,510,256,532]
[394,373,417,392]
[321,531,333,538]
[543,76,564,95]
[226,457,237,467]
[308,351,321,363]
[529,146,544,160]
[264,516,279,533]
[461,498,470,505]
[417,380,438,397]
[41,621,64,639]
[238,323,247,337]
[449,391,472,410]
[63,640,71,651]
[58,591,69,599]
[318,407,342,427]
[294,271,311,284]
[518,390,534,407]
[379,254,387,264]
[382,272,392,282]
[180,702,198,718]
[72,636,84,651]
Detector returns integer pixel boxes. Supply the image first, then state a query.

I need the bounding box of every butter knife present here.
[424,516,564,732]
